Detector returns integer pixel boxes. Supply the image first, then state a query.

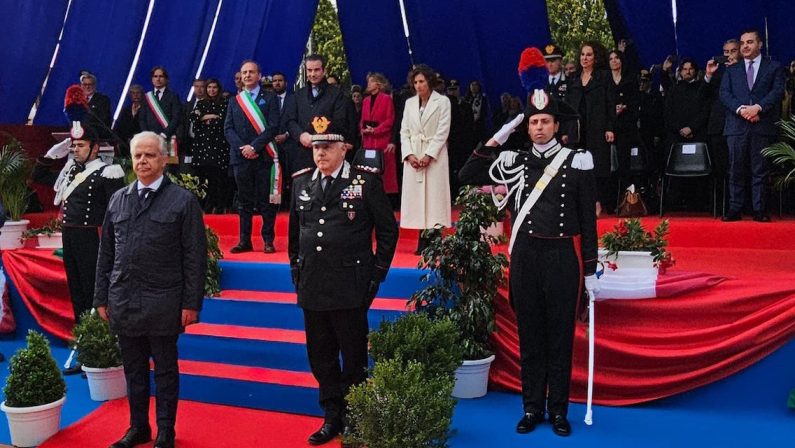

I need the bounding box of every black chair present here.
[659,142,716,217]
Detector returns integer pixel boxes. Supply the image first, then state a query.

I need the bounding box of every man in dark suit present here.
[272,72,294,199]
[224,60,281,253]
[720,29,786,222]
[80,72,112,138]
[95,131,206,448]
[289,117,398,445]
[283,54,350,176]
[138,66,182,146]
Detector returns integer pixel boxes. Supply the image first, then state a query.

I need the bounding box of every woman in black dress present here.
[191,78,230,213]
[608,50,642,191]
[565,41,616,215]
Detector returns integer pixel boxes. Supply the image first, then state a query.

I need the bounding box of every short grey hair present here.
[129,131,167,156]
[80,73,97,85]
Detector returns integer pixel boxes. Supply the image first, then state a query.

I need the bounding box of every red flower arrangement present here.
[600,218,675,273]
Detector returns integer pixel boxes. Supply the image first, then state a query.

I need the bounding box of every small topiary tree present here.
[345,358,456,448]
[369,312,464,380]
[3,330,66,407]
[72,310,123,368]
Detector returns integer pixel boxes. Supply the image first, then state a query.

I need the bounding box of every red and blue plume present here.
[64,84,88,122]
[518,47,549,94]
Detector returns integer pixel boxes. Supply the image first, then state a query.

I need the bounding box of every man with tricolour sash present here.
[224,59,281,253]
[138,66,183,165]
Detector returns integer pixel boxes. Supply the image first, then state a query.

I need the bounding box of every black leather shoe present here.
[63,363,82,376]
[308,422,342,445]
[721,212,741,222]
[550,414,571,437]
[110,426,152,448]
[263,242,276,253]
[154,427,175,448]
[516,411,545,434]
[753,213,771,223]
[230,243,253,254]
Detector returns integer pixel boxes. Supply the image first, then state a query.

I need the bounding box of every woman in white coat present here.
[399,65,452,254]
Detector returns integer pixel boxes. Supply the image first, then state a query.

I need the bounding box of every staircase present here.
[173,260,421,416]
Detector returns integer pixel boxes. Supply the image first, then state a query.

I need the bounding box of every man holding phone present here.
[703,39,741,192]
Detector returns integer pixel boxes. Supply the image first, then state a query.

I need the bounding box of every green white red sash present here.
[236,91,282,204]
[145,91,170,129]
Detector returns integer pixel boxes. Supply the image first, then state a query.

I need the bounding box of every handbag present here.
[617,184,648,217]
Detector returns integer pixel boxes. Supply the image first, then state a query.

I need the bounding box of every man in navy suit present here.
[720,29,785,222]
[138,66,183,144]
[224,60,281,253]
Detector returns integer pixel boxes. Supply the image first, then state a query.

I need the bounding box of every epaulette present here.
[353,164,380,174]
[571,150,593,170]
[101,164,125,179]
[292,167,313,178]
[352,148,383,174]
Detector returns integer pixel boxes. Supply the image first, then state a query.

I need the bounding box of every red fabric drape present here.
[1,249,74,341]
[489,271,795,405]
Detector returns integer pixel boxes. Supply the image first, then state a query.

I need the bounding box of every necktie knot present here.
[322,176,333,193]
[139,187,153,200]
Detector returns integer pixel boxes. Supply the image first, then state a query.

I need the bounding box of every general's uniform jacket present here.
[546,74,568,101]
[458,142,598,274]
[288,162,398,311]
[94,176,207,336]
[55,159,125,227]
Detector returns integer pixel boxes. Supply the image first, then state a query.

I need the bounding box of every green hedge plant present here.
[345,358,456,448]
[369,312,463,379]
[3,331,66,407]
[72,310,123,368]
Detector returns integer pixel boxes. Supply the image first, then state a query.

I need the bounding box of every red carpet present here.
[40,398,326,448]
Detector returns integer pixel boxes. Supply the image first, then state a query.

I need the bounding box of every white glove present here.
[492,113,524,145]
[44,138,71,159]
[584,274,600,296]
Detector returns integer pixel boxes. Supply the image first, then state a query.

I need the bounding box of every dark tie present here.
[139,187,153,204]
[746,60,755,91]
[156,90,162,101]
[321,176,333,196]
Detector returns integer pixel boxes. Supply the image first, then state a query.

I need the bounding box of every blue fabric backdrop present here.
[199,0,317,91]
[0,0,68,124]
[34,0,150,126]
[337,0,412,89]
[251,0,319,85]
[130,0,220,103]
[675,0,765,67]
[604,0,676,69]
[401,0,550,103]
[468,0,551,100]
[766,0,795,64]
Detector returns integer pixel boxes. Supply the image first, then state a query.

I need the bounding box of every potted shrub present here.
[345,358,456,448]
[408,186,509,398]
[1,330,67,447]
[599,218,674,273]
[72,310,126,401]
[369,312,464,380]
[169,173,223,296]
[21,217,63,249]
[762,118,795,191]
[0,138,33,250]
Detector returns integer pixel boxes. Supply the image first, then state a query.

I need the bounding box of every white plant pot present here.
[1,395,65,447]
[0,219,30,250]
[598,249,658,274]
[36,232,63,249]
[452,355,495,399]
[82,365,127,401]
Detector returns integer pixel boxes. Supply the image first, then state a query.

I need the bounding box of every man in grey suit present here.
[720,29,786,222]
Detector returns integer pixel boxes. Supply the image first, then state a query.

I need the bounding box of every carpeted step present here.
[180,323,311,372]
[200,295,404,330]
[219,261,429,299]
[176,360,323,416]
